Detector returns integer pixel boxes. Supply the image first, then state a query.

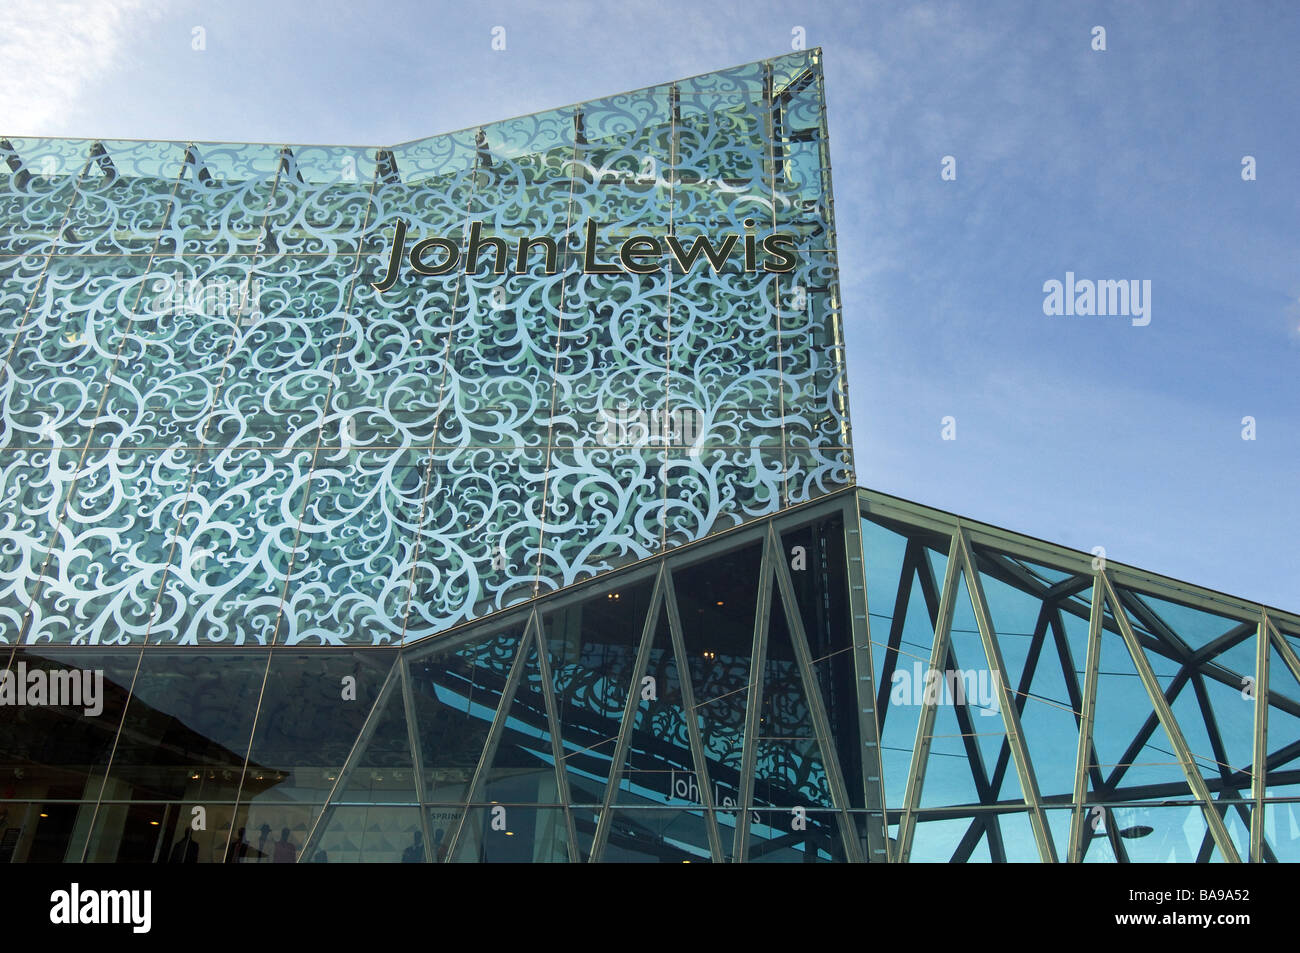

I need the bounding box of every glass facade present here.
[0,51,1295,862]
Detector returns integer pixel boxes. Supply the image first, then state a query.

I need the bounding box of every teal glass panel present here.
[908,812,983,863]
[238,649,394,806]
[0,138,88,255]
[303,805,423,862]
[543,578,654,806]
[671,542,763,811]
[1131,590,1246,653]
[407,625,525,805]
[745,808,846,863]
[0,648,143,814]
[1265,784,1300,861]
[454,806,570,862]
[602,808,713,862]
[611,605,693,807]
[860,516,910,690]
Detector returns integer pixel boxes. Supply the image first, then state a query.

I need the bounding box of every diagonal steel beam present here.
[1115,587,1193,663]
[398,654,435,862]
[1106,811,1132,863]
[772,522,864,863]
[874,541,920,729]
[1193,670,1245,791]
[1191,671,1256,864]
[299,657,400,863]
[1251,611,1271,862]
[1049,607,1107,802]
[732,527,776,862]
[911,543,1003,841]
[1053,585,1185,675]
[950,815,987,863]
[940,640,1007,860]
[1069,576,1104,862]
[1192,621,1256,666]
[1270,620,1300,690]
[896,532,962,863]
[989,604,1051,801]
[588,562,666,862]
[909,533,1005,849]
[957,526,1057,862]
[1042,573,1094,604]
[445,617,536,863]
[970,549,1054,603]
[529,609,582,863]
[663,566,726,863]
[1100,571,1240,862]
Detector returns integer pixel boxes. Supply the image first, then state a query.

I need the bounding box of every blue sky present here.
[2,0,1296,610]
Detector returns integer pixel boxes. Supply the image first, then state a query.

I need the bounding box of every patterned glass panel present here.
[0,50,849,647]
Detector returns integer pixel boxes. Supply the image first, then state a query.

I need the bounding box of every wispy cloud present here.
[0,0,162,134]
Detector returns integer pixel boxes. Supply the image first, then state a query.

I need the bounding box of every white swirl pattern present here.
[0,51,853,646]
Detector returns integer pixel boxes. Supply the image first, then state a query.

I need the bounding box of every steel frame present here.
[896,532,962,862]
[444,610,539,862]
[839,506,889,861]
[532,613,582,863]
[731,527,774,862]
[771,522,865,862]
[589,565,667,862]
[299,657,402,862]
[858,487,1300,631]
[857,487,1300,862]
[663,568,726,862]
[1100,571,1241,862]
[284,486,1299,862]
[955,526,1057,861]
